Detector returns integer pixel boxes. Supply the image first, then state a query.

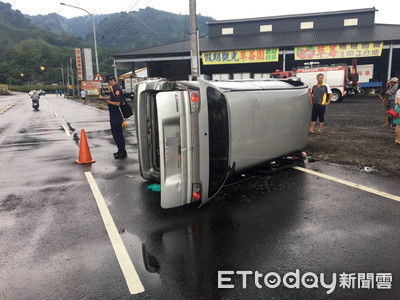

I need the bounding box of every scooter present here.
[32,99,39,110]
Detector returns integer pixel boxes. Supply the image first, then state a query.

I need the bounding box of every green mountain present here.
[26,13,111,39]
[0,2,112,85]
[0,2,88,54]
[94,7,213,50]
[26,7,214,51]
[0,2,214,85]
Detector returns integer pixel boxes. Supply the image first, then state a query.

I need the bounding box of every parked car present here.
[28,89,46,96]
[134,79,309,208]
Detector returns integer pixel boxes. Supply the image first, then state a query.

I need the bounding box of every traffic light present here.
[40,66,45,71]
[20,73,24,77]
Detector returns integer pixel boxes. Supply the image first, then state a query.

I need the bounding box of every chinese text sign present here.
[295,43,383,60]
[202,48,279,65]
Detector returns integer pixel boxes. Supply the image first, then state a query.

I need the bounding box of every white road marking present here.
[62,125,71,136]
[293,166,400,203]
[84,172,145,295]
[53,111,59,117]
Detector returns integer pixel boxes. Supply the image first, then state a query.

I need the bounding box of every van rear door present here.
[156,91,192,209]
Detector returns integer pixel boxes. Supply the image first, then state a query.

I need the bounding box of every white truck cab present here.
[134,79,309,208]
[296,65,351,102]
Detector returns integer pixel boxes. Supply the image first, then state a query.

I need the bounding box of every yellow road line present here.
[292,166,400,203]
[0,99,21,114]
[84,172,145,295]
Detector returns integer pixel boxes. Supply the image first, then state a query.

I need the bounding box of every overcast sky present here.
[4,0,400,25]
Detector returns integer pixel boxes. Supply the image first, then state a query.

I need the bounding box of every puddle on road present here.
[73,133,80,146]
[120,231,161,291]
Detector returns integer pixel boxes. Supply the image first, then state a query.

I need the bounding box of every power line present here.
[101,0,142,37]
[127,0,141,13]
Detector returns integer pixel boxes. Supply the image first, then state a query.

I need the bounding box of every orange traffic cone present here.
[76,129,95,164]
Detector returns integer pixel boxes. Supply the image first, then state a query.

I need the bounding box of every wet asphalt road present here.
[0,93,399,299]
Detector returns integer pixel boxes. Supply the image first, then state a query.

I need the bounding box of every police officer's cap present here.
[104,73,116,82]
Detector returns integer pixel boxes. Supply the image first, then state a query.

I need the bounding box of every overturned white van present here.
[134,79,309,209]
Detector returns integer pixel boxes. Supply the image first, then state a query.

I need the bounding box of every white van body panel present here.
[156,91,193,208]
[135,79,309,208]
[135,80,168,181]
[226,88,309,172]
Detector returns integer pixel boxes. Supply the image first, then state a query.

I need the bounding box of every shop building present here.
[111,7,400,83]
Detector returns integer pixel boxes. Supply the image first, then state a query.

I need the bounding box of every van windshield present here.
[207,87,229,197]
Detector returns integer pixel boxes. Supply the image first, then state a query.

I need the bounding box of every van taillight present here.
[190,92,199,112]
[192,183,201,202]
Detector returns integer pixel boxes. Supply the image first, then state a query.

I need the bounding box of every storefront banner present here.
[81,81,101,96]
[295,42,383,60]
[202,48,279,65]
[75,48,83,80]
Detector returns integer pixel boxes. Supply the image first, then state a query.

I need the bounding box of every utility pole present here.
[60,65,65,86]
[189,0,199,78]
[67,62,70,86]
[76,69,80,95]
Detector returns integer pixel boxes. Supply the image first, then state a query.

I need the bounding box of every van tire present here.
[331,89,343,103]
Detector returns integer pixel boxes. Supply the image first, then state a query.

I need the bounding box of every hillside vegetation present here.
[0,2,214,86]
[0,2,88,54]
[27,13,111,40]
[26,7,213,51]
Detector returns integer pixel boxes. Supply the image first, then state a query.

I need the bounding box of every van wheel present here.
[331,89,343,103]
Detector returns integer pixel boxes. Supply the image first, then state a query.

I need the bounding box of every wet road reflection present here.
[1,93,399,298]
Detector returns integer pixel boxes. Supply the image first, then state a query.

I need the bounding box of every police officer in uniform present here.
[100,74,127,159]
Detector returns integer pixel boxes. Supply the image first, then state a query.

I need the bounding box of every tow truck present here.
[295,60,359,102]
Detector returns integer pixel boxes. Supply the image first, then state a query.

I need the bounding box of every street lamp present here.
[60,2,99,75]
[40,66,65,86]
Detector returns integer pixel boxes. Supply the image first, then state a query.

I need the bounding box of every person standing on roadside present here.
[309,73,332,134]
[80,89,86,104]
[386,77,399,133]
[99,74,127,159]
